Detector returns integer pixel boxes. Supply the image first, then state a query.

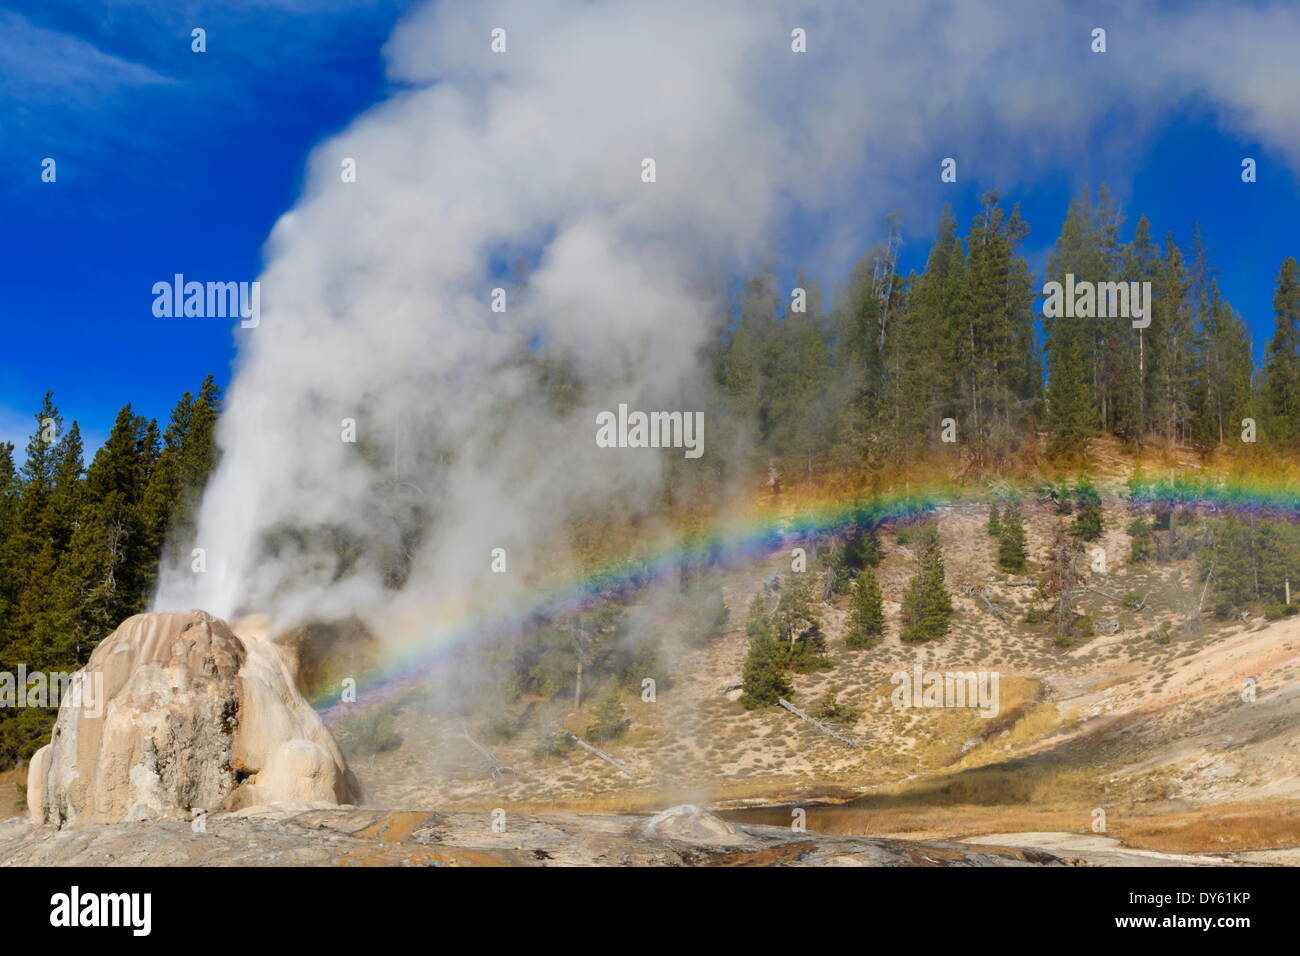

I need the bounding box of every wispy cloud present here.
[0,11,175,172]
[0,12,171,104]
[0,1,417,206]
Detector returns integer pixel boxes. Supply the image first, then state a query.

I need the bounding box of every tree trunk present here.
[1138,329,1145,440]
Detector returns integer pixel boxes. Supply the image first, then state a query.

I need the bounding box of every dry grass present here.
[1115,801,1300,853]
[724,797,1300,854]
[431,774,830,815]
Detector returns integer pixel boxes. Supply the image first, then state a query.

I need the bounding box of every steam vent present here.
[26,610,356,826]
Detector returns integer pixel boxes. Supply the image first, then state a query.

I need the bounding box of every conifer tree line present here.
[0,377,222,767]
[712,187,1296,478]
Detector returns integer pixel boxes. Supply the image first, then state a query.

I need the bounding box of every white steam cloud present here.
[155,0,1300,635]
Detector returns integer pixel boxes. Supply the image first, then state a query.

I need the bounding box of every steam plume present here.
[155,0,1300,635]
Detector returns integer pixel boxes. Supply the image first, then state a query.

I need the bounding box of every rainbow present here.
[313,470,1300,723]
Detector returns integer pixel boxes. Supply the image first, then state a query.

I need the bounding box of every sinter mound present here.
[27,610,357,826]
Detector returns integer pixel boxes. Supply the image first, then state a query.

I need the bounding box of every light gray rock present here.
[0,807,1077,867]
[27,610,355,826]
[639,804,748,845]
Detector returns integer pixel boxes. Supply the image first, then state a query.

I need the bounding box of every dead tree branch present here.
[963,584,1011,622]
[568,733,637,778]
[462,724,515,778]
[778,698,862,749]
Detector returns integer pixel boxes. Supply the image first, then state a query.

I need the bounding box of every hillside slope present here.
[340,479,1300,857]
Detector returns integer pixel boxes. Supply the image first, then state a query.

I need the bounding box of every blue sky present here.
[0,0,420,455]
[2,0,1298,459]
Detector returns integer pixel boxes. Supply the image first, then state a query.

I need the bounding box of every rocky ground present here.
[0,804,1071,867]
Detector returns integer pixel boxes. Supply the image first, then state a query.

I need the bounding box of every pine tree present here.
[769,268,832,480]
[739,627,792,709]
[812,685,860,722]
[1119,216,1161,443]
[772,576,829,671]
[0,442,20,630]
[829,253,888,477]
[1088,188,1126,434]
[584,692,629,743]
[772,575,820,647]
[1,394,67,670]
[1187,228,1221,448]
[718,265,782,460]
[139,390,194,568]
[899,527,953,643]
[746,591,771,637]
[47,422,85,556]
[50,406,155,664]
[177,375,222,519]
[788,621,832,673]
[138,376,223,595]
[1046,332,1095,464]
[954,192,1039,469]
[1151,234,1194,450]
[1069,479,1104,542]
[1192,280,1253,449]
[986,501,1002,537]
[1043,188,1113,437]
[1261,258,1300,450]
[0,381,220,768]
[829,509,883,594]
[1208,516,1296,609]
[892,207,967,454]
[997,505,1028,572]
[845,566,885,648]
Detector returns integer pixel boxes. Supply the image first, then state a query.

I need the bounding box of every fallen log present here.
[1128,589,1153,611]
[777,698,862,750]
[1086,585,1153,612]
[568,733,637,778]
[462,724,516,778]
[963,584,1011,622]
